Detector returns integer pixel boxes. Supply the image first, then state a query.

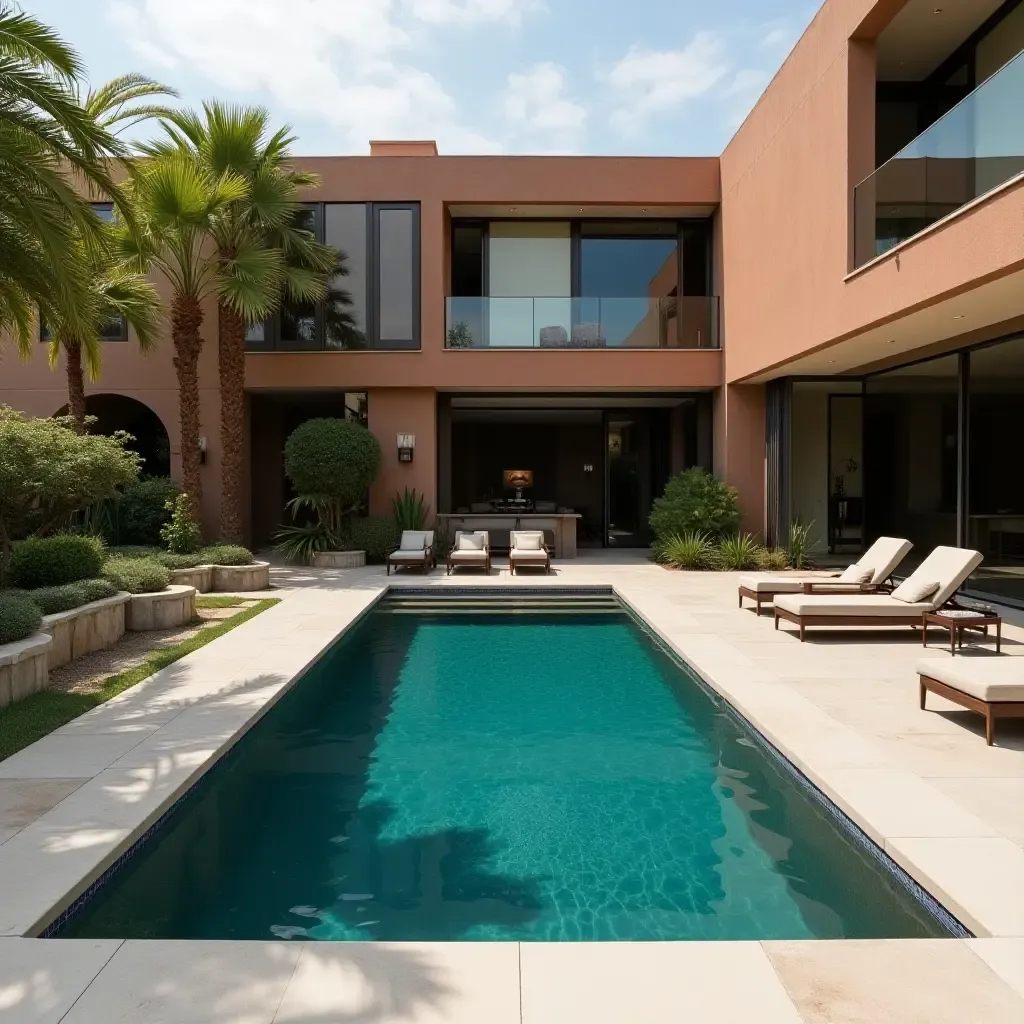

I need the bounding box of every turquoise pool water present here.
[59,597,952,941]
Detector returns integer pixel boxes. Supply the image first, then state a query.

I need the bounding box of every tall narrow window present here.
[377,207,416,348]
[278,205,319,349]
[324,204,367,349]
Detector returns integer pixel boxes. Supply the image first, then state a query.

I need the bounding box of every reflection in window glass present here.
[324,204,367,350]
[279,205,319,348]
[378,209,414,343]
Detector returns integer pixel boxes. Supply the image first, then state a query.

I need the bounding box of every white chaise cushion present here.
[918,658,1024,703]
[891,578,939,604]
[853,536,913,584]
[901,546,984,608]
[398,530,429,551]
[774,594,935,617]
[737,576,805,594]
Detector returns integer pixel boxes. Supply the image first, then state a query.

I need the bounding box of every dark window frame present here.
[247,201,420,352]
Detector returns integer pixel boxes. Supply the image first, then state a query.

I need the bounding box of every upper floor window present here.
[247,202,420,351]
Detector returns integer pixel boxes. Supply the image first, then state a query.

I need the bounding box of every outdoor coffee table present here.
[923,609,1002,656]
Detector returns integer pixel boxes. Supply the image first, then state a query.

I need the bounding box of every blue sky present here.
[31,0,819,155]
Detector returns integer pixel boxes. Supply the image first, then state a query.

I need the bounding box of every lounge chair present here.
[509,530,550,575]
[773,545,983,641]
[386,530,435,575]
[918,657,1024,746]
[738,536,912,614]
[446,530,491,575]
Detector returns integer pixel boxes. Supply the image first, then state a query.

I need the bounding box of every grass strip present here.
[0,598,279,762]
[195,595,249,609]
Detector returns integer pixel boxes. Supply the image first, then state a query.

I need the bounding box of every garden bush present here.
[649,468,741,543]
[102,556,171,594]
[197,545,253,566]
[345,516,400,563]
[27,578,118,615]
[655,531,717,570]
[8,534,106,589]
[118,477,179,545]
[160,493,202,554]
[759,547,790,571]
[0,591,42,645]
[284,418,381,507]
[716,533,763,571]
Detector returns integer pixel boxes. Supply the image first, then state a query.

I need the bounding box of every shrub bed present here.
[102,556,171,595]
[118,477,180,545]
[7,534,106,589]
[345,516,400,564]
[27,578,119,615]
[106,545,255,569]
[649,468,740,544]
[0,592,43,645]
[654,531,796,573]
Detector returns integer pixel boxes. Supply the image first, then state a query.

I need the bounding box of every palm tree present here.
[151,103,335,542]
[0,4,132,346]
[115,155,252,509]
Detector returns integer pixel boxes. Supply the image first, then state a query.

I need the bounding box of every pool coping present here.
[0,572,1021,945]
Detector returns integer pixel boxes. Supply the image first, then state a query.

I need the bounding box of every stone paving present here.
[0,555,1023,1021]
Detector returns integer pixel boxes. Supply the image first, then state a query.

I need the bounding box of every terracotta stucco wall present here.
[367,389,438,521]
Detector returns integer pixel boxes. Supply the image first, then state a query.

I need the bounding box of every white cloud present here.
[501,63,586,152]
[607,32,730,136]
[405,0,543,25]
[106,0,513,153]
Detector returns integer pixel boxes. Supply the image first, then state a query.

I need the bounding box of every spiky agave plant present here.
[657,530,716,570]
[716,532,764,571]
[392,487,429,531]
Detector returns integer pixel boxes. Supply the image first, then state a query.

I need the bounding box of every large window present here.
[247,202,419,351]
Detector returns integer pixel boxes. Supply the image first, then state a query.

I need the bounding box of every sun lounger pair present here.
[738,536,912,614]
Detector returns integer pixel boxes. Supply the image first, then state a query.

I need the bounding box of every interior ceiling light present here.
[932,7,942,14]
[953,314,965,320]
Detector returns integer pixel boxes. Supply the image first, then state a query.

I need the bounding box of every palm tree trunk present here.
[217,300,246,543]
[171,295,204,516]
[65,339,87,432]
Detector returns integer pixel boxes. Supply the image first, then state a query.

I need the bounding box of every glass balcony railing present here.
[854,49,1024,268]
[445,296,719,349]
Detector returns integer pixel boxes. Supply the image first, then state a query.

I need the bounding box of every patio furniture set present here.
[738,537,1024,746]
[385,529,551,577]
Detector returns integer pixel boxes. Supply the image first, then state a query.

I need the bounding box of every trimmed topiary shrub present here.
[284,418,381,506]
[197,545,253,566]
[101,556,171,594]
[118,477,180,545]
[0,591,43,644]
[649,468,741,543]
[27,578,119,615]
[8,534,106,589]
[345,516,400,563]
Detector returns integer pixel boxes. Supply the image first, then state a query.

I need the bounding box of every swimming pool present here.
[58,591,957,941]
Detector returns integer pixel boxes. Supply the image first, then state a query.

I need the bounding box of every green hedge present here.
[105,545,254,569]
[101,556,171,594]
[27,578,119,615]
[118,477,180,545]
[8,534,106,589]
[0,592,42,645]
[346,516,400,563]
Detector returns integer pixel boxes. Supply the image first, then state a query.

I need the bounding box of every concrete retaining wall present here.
[0,633,52,708]
[40,593,130,670]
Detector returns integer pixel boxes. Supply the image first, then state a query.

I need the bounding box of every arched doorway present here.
[57,394,171,477]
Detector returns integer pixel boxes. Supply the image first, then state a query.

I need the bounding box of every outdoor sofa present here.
[917,657,1024,746]
[773,545,983,641]
[738,536,912,614]
[446,530,491,575]
[509,530,551,575]
[386,531,435,575]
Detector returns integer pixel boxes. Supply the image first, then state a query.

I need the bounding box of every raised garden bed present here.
[168,561,270,593]
[0,633,52,708]
[312,550,366,569]
[40,592,131,669]
[126,585,197,631]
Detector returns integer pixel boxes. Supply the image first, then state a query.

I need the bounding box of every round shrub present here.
[154,551,203,570]
[284,418,381,506]
[8,534,106,588]
[102,556,171,595]
[118,477,180,545]
[27,578,118,615]
[345,516,400,563]
[649,468,741,543]
[0,591,42,644]
[198,545,253,566]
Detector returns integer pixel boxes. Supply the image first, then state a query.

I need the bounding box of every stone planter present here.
[41,592,130,670]
[312,550,366,569]
[126,585,197,632]
[0,632,51,708]
[169,565,214,593]
[212,561,270,592]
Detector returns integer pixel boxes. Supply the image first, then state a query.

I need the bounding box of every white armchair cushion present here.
[513,532,544,551]
[399,531,429,551]
[456,532,486,551]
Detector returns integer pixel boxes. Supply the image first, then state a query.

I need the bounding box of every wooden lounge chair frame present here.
[738,577,893,615]
[509,541,551,575]
[446,533,491,575]
[773,600,926,642]
[919,671,1024,746]
[386,545,435,575]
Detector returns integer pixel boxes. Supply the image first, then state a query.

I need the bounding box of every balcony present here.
[445,296,720,349]
[854,50,1024,269]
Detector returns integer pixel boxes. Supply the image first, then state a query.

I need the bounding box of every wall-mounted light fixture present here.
[583,464,594,473]
[397,433,415,462]
[198,435,207,465]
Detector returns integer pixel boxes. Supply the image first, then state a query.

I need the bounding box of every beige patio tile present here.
[764,938,1024,1023]
[520,941,802,1023]
[967,938,1024,1001]
[0,938,121,1024]
[0,780,86,830]
[60,940,301,1024]
[929,777,1024,845]
[0,732,151,780]
[817,768,999,844]
[886,836,1024,936]
[876,732,1024,779]
[274,942,519,1024]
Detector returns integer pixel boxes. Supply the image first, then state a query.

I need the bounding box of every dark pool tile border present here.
[623,603,973,939]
